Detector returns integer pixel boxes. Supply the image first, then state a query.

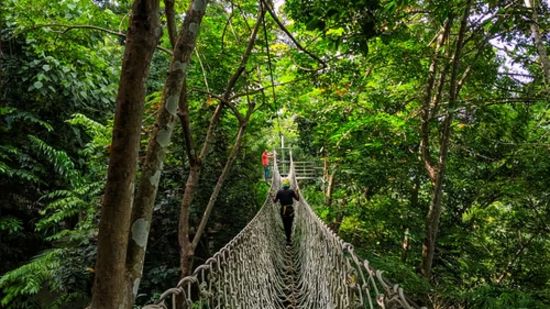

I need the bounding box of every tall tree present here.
[524,0,550,83]
[123,0,209,305]
[178,3,266,276]
[90,0,160,308]
[419,1,471,278]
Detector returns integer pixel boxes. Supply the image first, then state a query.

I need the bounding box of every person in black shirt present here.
[272,178,300,245]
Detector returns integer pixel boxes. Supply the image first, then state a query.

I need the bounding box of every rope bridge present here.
[144,154,424,309]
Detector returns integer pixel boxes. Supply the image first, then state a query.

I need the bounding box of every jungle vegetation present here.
[0,0,549,308]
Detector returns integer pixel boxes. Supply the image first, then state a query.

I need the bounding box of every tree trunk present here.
[410,169,420,211]
[421,0,471,279]
[325,169,335,207]
[164,0,177,47]
[179,163,200,275]
[177,103,223,276]
[122,0,209,305]
[524,0,550,83]
[90,1,160,308]
[421,149,447,278]
[403,170,420,263]
[401,228,410,262]
[192,107,254,251]
[322,154,336,207]
[177,4,265,277]
[419,18,452,183]
[326,169,343,232]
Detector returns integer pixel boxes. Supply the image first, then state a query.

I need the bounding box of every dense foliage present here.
[1,0,548,308]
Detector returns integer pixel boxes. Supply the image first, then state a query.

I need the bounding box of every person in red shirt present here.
[261,149,272,180]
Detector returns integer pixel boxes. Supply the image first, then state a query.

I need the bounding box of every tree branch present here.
[220,6,236,54]
[428,46,452,121]
[221,6,266,102]
[177,79,199,165]
[467,97,541,106]
[456,42,488,95]
[260,0,326,67]
[214,2,266,124]
[420,17,452,182]
[194,47,211,93]
[495,232,537,284]
[190,99,255,251]
[228,77,310,100]
[164,0,178,47]
[35,23,173,55]
[189,87,223,100]
[231,0,253,33]
[221,100,244,123]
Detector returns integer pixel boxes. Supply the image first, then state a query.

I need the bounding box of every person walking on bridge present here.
[272,178,300,245]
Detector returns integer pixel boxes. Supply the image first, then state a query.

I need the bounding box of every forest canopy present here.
[0,0,549,308]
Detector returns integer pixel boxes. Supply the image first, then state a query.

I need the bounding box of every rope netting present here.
[143,153,424,309]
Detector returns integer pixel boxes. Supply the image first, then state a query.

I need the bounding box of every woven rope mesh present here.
[143,153,424,309]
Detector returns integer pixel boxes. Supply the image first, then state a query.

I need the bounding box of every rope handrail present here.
[143,151,425,309]
[287,152,425,309]
[143,154,287,308]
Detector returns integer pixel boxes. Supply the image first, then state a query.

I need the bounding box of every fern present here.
[0,161,10,174]
[0,145,42,184]
[0,106,54,132]
[66,113,111,160]
[37,197,85,229]
[0,145,21,157]
[66,113,106,139]
[37,184,101,233]
[1,167,42,183]
[0,247,94,309]
[0,113,108,308]
[40,189,73,200]
[0,249,63,306]
[29,114,107,237]
[0,217,23,234]
[27,135,80,185]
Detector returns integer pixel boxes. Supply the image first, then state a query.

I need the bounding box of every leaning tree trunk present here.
[191,104,255,252]
[123,0,209,306]
[178,105,224,275]
[177,4,265,276]
[421,0,471,279]
[90,1,160,308]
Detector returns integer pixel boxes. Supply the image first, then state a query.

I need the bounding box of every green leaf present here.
[0,217,23,234]
[33,80,43,89]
